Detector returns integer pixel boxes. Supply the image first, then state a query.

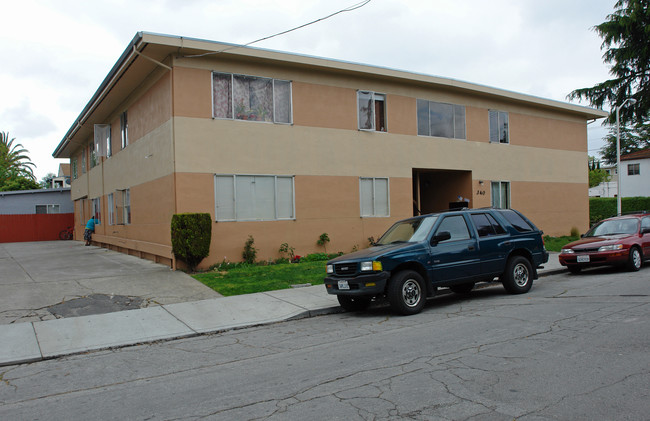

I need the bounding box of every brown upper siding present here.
[386,94,417,136]
[172,67,212,119]
[129,72,172,142]
[292,81,356,130]
[466,106,488,142]
[510,112,586,152]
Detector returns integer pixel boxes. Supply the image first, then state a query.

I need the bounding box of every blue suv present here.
[325,208,548,315]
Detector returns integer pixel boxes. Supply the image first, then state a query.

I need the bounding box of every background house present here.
[620,149,650,197]
[0,188,74,242]
[53,32,607,269]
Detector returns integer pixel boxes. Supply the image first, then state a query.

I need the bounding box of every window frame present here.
[433,214,471,243]
[416,99,466,139]
[491,181,510,209]
[214,174,296,222]
[120,111,129,150]
[91,197,101,224]
[35,204,60,214]
[489,110,509,144]
[107,193,115,225]
[357,90,387,132]
[627,163,640,176]
[359,177,390,217]
[211,72,293,125]
[72,158,78,180]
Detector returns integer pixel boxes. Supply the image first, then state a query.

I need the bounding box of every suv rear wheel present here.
[501,256,533,294]
[388,270,426,315]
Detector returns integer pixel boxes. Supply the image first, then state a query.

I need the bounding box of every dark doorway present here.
[412,169,472,216]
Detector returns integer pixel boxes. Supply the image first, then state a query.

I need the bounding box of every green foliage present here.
[301,252,343,262]
[544,235,580,252]
[568,0,650,126]
[589,168,610,188]
[0,167,40,191]
[278,242,295,260]
[171,213,212,271]
[589,196,650,225]
[0,132,35,180]
[316,232,330,252]
[600,124,650,165]
[242,235,258,264]
[570,226,580,237]
[192,260,327,296]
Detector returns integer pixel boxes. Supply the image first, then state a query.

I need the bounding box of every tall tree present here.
[0,131,36,180]
[600,122,650,164]
[568,0,650,126]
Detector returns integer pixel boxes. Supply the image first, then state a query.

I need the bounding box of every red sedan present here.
[559,213,650,273]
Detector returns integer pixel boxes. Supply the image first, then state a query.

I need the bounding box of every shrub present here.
[242,235,258,264]
[278,242,295,260]
[590,197,650,225]
[317,232,330,252]
[570,226,580,237]
[171,213,212,272]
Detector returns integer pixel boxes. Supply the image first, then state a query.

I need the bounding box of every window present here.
[500,209,534,232]
[417,99,466,139]
[360,177,389,217]
[214,175,294,221]
[212,72,292,124]
[72,158,78,180]
[627,163,640,175]
[491,181,510,209]
[115,189,131,225]
[120,111,129,150]
[82,148,86,174]
[90,141,97,169]
[107,193,114,225]
[434,215,470,242]
[92,197,101,224]
[357,91,386,131]
[489,110,509,143]
[471,213,506,237]
[94,124,111,159]
[642,217,650,232]
[35,204,60,214]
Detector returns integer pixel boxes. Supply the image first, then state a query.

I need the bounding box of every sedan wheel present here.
[627,247,642,272]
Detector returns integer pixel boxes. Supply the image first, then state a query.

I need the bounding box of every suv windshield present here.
[377,216,437,245]
[587,218,638,236]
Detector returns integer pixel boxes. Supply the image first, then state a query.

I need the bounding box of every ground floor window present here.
[107,193,114,225]
[491,181,510,209]
[92,197,101,223]
[360,177,389,217]
[214,174,295,221]
[35,204,60,214]
[113,189,131,225]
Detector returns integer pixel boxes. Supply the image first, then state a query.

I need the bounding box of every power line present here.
[183,0,372,58]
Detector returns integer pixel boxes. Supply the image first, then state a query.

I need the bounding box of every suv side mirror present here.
[431,231,451,245]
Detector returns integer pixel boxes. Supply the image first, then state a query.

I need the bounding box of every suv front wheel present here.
[388,270,426,315]
[501,256,533,294]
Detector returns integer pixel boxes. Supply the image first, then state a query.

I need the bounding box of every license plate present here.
[577,255,590,263]
[338,280,350,290]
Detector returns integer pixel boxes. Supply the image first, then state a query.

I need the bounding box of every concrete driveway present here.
[0,241,221,325]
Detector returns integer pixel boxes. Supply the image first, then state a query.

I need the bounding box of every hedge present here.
[171,213,212,271]
[590,197,650,225]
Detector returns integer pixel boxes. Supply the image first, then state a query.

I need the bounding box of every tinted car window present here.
[642,217,650,231]
[435,215,470,242]
[500,209,533,232]
[471,213,507,237]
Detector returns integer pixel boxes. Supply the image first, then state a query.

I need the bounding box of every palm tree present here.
[0,131,36,180]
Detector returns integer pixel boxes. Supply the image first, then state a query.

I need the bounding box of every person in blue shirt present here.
[84,216,98,246]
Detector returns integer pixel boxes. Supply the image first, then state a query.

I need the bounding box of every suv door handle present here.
[501,241,512,247]
[468,245,476,251]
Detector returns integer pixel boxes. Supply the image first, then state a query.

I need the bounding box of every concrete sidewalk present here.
[0,253,565,366]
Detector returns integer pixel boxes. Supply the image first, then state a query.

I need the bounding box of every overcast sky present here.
[0,0,617,180]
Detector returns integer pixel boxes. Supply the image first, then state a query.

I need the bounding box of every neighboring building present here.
[620,148,650,197]
[0,188,74,242]
[52,32,607,269]
[50,163,71,189]
[589,164,617,198]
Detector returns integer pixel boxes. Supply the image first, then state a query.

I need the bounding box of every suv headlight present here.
[561,248,574,254]
[598,244,623,252]
[360,261,382,272]
[326,264,334,274]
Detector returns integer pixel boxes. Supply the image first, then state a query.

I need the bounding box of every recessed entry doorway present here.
[412,169,473,216]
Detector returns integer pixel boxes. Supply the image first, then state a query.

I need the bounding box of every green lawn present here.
[544,235,579,252]
[192,260,328,296]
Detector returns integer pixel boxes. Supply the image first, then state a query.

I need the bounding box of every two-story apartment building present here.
[53,32,607,269]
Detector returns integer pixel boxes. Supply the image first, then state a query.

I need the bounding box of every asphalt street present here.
[0,266,648,420]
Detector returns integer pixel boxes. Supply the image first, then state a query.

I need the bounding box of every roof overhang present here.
[53,32,610,158]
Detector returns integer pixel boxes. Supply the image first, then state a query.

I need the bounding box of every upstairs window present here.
[81,148,86,174]
[489,110,509,144]
[417,100,466,139]
[72,158,78,180]
[357,91,386,131]
[120,111,129,150]
[212,72,292,124]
